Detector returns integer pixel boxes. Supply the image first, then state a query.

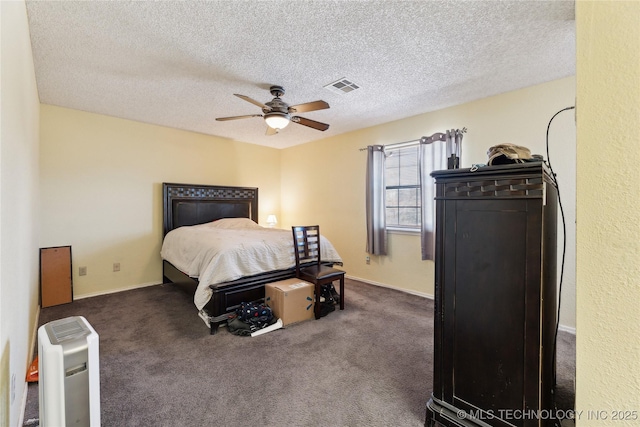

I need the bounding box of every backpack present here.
[487,143,537,165]
[236,301,273,327]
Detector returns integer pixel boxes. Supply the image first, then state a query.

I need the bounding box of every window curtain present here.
[419,139,448,260]
[366,145,387,255]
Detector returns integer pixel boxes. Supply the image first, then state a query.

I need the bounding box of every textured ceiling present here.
[25,1,575,149]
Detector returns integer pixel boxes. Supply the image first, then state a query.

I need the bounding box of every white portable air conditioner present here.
[38,316,100,427]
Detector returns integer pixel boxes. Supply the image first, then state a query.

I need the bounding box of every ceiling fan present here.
[216,85,330,135]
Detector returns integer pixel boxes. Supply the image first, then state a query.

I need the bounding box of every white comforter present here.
[160,218,343,310]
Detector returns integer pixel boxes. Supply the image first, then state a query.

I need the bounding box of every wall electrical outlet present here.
[366,256,371,265]
[79,266,87,276]
[113,262,120,272]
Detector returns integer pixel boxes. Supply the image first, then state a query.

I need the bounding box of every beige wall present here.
[39,78,577,330]
[281,76,577,329]
[39,105,282,297]
[6,0,640,423]
[575,1,640,424]
[0,1,41,426]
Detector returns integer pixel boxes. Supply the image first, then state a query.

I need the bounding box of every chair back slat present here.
[292,225,322,275]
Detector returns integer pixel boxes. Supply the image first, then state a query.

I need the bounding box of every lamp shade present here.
[266,214,278,227]
[264,113,290,130]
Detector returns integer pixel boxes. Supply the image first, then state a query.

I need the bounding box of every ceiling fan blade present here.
[288,100,330,114]
[291,116,330,131]
[234,94,270,110]
[215,114,263,121]
[265,126,278,136]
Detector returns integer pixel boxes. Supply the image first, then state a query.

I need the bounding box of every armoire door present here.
[441,198,544,427]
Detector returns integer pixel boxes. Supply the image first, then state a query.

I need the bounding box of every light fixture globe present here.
[264,112,290,130]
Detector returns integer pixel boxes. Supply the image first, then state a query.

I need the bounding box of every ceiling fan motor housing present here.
[264,98,289,115]
[269,85,285,98]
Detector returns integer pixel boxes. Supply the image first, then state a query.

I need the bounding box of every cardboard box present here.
[265,278,315,326]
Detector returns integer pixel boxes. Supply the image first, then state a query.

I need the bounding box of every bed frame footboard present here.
[163,260,297,334]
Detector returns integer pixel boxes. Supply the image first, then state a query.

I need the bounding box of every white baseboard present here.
[345,274,434,300]
[346,275,576,334]
[558,324,576,335]
[18,385,30,427]
[20,306,40,427]
[73,281,160,300]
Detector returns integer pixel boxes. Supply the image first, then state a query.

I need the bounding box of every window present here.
[368,133,457,259]
[385,144,420,230]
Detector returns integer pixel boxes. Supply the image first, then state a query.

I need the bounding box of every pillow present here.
[208,217,262,229]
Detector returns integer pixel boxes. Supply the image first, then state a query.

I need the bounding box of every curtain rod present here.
[358,138,420,151]
[358,128,466,151]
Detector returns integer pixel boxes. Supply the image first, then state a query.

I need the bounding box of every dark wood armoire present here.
[426,163,558,427]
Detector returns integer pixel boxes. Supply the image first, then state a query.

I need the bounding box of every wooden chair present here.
[292,225,345,319]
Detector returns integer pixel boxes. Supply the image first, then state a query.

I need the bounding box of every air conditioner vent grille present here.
[47,317,90,344]
[324,78,360,94]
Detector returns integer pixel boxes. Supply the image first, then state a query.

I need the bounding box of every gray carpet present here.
[24,279,575,426]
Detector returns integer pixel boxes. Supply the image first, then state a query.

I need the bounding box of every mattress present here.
[160,218,342,310]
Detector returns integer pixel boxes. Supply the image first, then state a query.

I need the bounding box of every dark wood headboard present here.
[162,183,258,236]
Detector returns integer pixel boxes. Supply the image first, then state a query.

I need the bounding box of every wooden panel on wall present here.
[40,246,73,308]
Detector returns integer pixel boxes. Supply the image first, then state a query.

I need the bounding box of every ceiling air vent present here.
[324,78,360,95]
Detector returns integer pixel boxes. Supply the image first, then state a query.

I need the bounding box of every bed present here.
[161,182,342,334]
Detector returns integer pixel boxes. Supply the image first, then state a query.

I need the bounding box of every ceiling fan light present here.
[264,113,290,130]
